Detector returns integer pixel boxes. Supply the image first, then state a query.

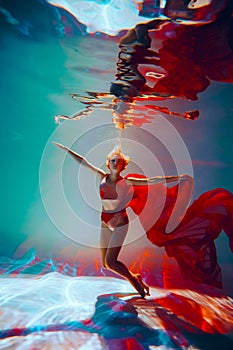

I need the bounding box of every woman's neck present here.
[108,172,121,183]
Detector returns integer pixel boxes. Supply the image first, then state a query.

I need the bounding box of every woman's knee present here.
[101,259,107,268]
[101,252,108,268]
[105,255,117,270]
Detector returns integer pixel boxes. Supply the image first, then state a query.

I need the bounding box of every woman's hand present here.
[179,174,193,182]
[52,142,68,151]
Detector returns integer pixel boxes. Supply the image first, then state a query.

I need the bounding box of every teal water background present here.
[0,7,233,283]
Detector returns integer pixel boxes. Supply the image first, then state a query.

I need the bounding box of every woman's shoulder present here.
[100,174,108,184]
[125,173,145,179]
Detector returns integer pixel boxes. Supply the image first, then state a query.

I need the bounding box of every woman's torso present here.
[100,175,133,213]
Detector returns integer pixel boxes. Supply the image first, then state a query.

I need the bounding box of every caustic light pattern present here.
[0,273,233,349]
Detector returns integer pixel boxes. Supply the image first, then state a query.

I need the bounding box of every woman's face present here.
[109,154,124,173]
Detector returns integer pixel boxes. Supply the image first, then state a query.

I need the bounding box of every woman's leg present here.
[104,223,147,297]
[100,222,112,268]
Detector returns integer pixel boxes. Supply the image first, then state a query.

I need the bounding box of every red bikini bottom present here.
[101,209,128,230]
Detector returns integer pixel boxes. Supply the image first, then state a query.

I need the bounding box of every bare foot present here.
[135,274,150,296]
[131,275,146,298]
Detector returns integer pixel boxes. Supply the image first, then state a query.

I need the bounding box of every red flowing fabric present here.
[126,174,233,288]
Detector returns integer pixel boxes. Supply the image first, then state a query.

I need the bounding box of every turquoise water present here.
[1,11,232,260]
[0,1,233,348]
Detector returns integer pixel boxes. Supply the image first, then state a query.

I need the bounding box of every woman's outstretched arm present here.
[126,174,191,186]
[53,142,106,178]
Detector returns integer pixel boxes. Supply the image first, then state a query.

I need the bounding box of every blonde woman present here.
[53,142,182,297]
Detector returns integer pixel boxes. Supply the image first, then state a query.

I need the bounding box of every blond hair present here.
[106,144,130,170]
